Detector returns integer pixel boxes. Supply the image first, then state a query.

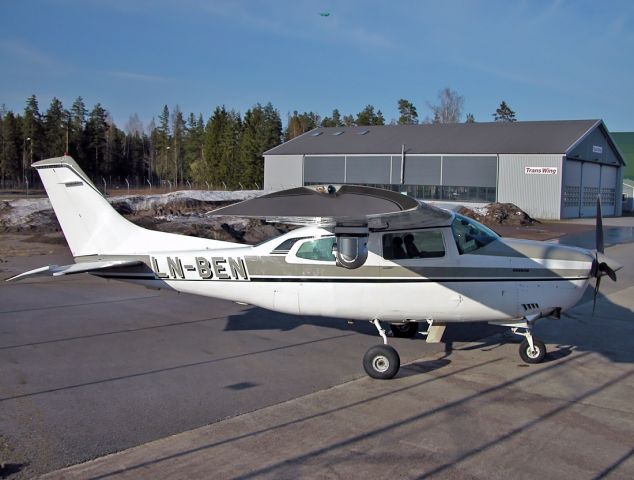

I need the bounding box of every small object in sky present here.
[319,12,330,17]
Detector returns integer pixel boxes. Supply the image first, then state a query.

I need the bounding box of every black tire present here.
[390,322,420,338]
[519,338,547,364]
[363,345,400,379]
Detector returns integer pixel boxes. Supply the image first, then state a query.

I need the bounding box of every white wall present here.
[264,155,303,191]
[497,154,564,219]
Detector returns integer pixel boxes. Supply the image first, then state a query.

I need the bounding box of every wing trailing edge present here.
[5,260,143,282]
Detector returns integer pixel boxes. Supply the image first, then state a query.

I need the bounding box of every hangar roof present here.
[266,120,622,161]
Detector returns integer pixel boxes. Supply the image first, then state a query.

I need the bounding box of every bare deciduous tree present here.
[426,88,464,124]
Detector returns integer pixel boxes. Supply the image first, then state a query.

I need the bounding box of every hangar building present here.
[264,120,625,219]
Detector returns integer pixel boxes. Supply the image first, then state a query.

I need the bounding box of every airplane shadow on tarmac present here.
[223,282,634,372]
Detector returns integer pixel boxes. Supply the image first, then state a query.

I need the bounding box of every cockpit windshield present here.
[451,214,499,254]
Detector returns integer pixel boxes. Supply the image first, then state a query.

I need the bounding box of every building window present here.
[303,182,496,203]
[601,187,616,206]
[563,185,580,207]
[582,187,600,207]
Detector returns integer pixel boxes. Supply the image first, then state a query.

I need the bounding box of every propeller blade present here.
[602,263,617,282]
[596,196,604,254]
[592,274,601,316]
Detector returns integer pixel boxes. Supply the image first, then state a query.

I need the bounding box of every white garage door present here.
[581,163,601,217]
[563,160,582,218]
[600,165,617,216]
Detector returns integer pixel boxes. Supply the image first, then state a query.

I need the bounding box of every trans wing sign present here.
[525,167,558,175]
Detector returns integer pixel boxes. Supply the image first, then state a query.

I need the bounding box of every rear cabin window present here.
[271,236,310,254]
[382,231,445,260]
[451,214,498,254]
[296,237,336,262]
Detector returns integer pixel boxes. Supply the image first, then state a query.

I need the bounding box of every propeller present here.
[591,196,618,314]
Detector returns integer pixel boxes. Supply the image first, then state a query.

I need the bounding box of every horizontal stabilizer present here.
[6,260,143,282]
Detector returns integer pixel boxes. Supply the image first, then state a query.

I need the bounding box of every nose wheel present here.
[509,322,547,364]
[363,319,401,379]
[519,338,546,364]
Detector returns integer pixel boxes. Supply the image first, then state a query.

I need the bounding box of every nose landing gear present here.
[508,321,547,364]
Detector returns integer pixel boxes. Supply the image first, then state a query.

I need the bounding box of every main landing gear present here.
[363,319,401,379]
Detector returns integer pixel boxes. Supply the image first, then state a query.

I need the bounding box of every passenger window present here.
[382,231,445,260]
[451,214,498,254]
[296,237,336,262]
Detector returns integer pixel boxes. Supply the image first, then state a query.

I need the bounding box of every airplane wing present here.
[5,259,143,282]
[209,185,453,230]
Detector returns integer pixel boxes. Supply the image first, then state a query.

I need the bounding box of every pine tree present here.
[156,105,171,183]
[172,107,186,187]
[85,103,108,177]
[284,111,320,140]
[493,101,516,122]
[397,99,418,124]
[0,111,21,186]
[238,102,282,188]
[22,95,42,167]
[69,97,87,160]
[321,109,343,127]
[183,113,204,185]
[465,113,476,123]
[43,97,68,158]
[356,105,376,126]
[198,106,242,188]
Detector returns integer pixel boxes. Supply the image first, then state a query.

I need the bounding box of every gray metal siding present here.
[568,127,620,166]
[346,156,391,183]
[304,156,345,183]
[264,154,303,191]
[497,154,563,219]
[404,156,441,184]
[442,156,497,187]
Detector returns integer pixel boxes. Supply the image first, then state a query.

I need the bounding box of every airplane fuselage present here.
[92,224,593,325]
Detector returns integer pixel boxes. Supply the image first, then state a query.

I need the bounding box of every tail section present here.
[34,156,231,257]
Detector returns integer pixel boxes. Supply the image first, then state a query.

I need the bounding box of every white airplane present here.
[7,156,622,379]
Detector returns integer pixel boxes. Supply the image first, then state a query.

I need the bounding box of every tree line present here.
[0,90,516,190]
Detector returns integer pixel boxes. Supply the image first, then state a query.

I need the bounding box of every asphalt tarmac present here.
[1,219,633,479]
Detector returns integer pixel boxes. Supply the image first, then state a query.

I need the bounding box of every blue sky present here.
[1,0,633,131]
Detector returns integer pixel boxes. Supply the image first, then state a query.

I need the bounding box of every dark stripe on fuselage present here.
[248,276,589,283]
[95,273,589,283]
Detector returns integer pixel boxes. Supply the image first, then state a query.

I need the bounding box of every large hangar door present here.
[600,165,617,216]
[581,163,601,217]
[563,160,581,218]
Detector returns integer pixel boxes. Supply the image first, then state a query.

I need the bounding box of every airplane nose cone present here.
[591,252,621,282]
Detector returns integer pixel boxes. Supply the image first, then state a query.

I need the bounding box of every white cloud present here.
[0,39,62,70]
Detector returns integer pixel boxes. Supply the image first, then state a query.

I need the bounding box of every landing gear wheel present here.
[363,345,400,379]
[519,338,547,364]
[390,322,419,338]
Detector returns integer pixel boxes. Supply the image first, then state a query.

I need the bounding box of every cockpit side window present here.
[296,237,336,262]
[382,231,445,260]
[451,214,499,254]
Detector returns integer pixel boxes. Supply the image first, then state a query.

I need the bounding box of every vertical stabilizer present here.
[33,156,230,257]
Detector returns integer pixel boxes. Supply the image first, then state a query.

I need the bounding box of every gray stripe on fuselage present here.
[244,256,588,279]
